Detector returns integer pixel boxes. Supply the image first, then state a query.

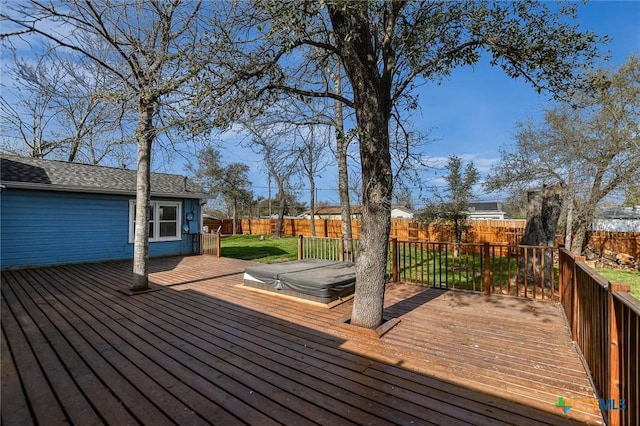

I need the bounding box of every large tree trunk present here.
[518,183,563,288]
[232,199,237,236]
[560,174,599,255]
[351,106,392,329]
[569,216,591,255]
[274,178,286,238]
[131,101,154,292]
[329,5,394,330]
[564,199,573,250]
[309,178,316,237]
[564,170,574,250]
[332,65,353,241]
[521,183,563,246]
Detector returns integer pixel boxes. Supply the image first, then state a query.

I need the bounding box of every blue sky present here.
[2,2,638,208]
[419,1,639,170]
[192,1,639,208]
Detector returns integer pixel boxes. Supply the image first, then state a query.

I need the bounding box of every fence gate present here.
[198,233,221,257]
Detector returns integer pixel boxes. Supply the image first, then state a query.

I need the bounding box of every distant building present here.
[465,202,506,220]
[301,205,415,220]
[390,206,415,219]
[591,206,640,232]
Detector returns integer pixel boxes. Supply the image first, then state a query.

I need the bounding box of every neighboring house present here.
[301,205,415,220]
[302,205,362,220]
[591,206,640,232]
[390,205,415,219]
[465,201,506,220]
[1,155,208,269]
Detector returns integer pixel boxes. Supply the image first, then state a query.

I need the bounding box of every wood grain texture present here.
[1,255,604,425]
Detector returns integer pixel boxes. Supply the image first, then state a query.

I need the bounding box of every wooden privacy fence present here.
[241,218,524,244]
[298,236,558,300]
[203,218,240,235]
[587,230,640,259]
[242,218,361,239]
[559,248,638,426]
[240,218,640,257]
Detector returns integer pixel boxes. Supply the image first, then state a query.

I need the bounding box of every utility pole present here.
[268,172,272,217]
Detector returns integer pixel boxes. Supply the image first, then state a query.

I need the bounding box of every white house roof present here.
[391,206,415,216]
[303,205,415,216]
[1,155,208,199]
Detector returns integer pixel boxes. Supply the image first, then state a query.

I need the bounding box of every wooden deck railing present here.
[559,247,639,426]
[392,239,557,299]
[298,236,558,300]
[296,237,639,423]
[297,235,359,262]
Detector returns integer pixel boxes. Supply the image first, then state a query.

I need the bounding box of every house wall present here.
[467,212,506,220]
[591,218,640,232]
[1,189,201,269]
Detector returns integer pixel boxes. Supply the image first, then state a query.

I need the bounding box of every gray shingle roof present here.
[1,155,207,199]
[467,202,501,212]
[596,206,640,220]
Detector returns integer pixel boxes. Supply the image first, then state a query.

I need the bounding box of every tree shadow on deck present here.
[382,284,449,318]
[384,282,561,324]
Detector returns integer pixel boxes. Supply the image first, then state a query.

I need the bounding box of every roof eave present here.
[1,181,210,199]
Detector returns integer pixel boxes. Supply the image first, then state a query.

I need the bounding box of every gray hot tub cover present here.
[244,259,355,298]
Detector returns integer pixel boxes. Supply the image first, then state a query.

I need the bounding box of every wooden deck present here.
[1,255,604,425]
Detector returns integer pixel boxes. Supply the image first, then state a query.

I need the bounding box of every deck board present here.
[1,255,604,425]
[25,266,278,426]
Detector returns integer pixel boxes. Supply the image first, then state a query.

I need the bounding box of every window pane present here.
[133,205,154,218]
[159,206,176,221]
[160,222,177,237]
[149,221,155,238]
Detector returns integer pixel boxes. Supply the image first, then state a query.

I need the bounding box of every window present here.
[129,200,182,243]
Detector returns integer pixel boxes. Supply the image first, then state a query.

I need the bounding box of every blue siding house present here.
[1,155,208,269]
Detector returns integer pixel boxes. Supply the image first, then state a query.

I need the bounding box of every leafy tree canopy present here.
[418,155,479,243]
[191,146,253,217]
[484,55,640,253]
[221,0,608,329]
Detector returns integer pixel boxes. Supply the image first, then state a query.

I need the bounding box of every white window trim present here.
[128,200,182,243]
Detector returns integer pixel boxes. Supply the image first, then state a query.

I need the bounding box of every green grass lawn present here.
[220,235,298,263]
[218,235,640,300]
[392,244,561,289]
[595,268,640,299]
[219,236,550,294]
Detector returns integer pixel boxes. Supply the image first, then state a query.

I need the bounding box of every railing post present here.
[572,255,585,338]
[558,245,565,305]
[391,237,399,283]
[298,235,303,260]
[483,242,491,296]
[339,237,344,262]
[607,282,630,426]
[215,232,221,257]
